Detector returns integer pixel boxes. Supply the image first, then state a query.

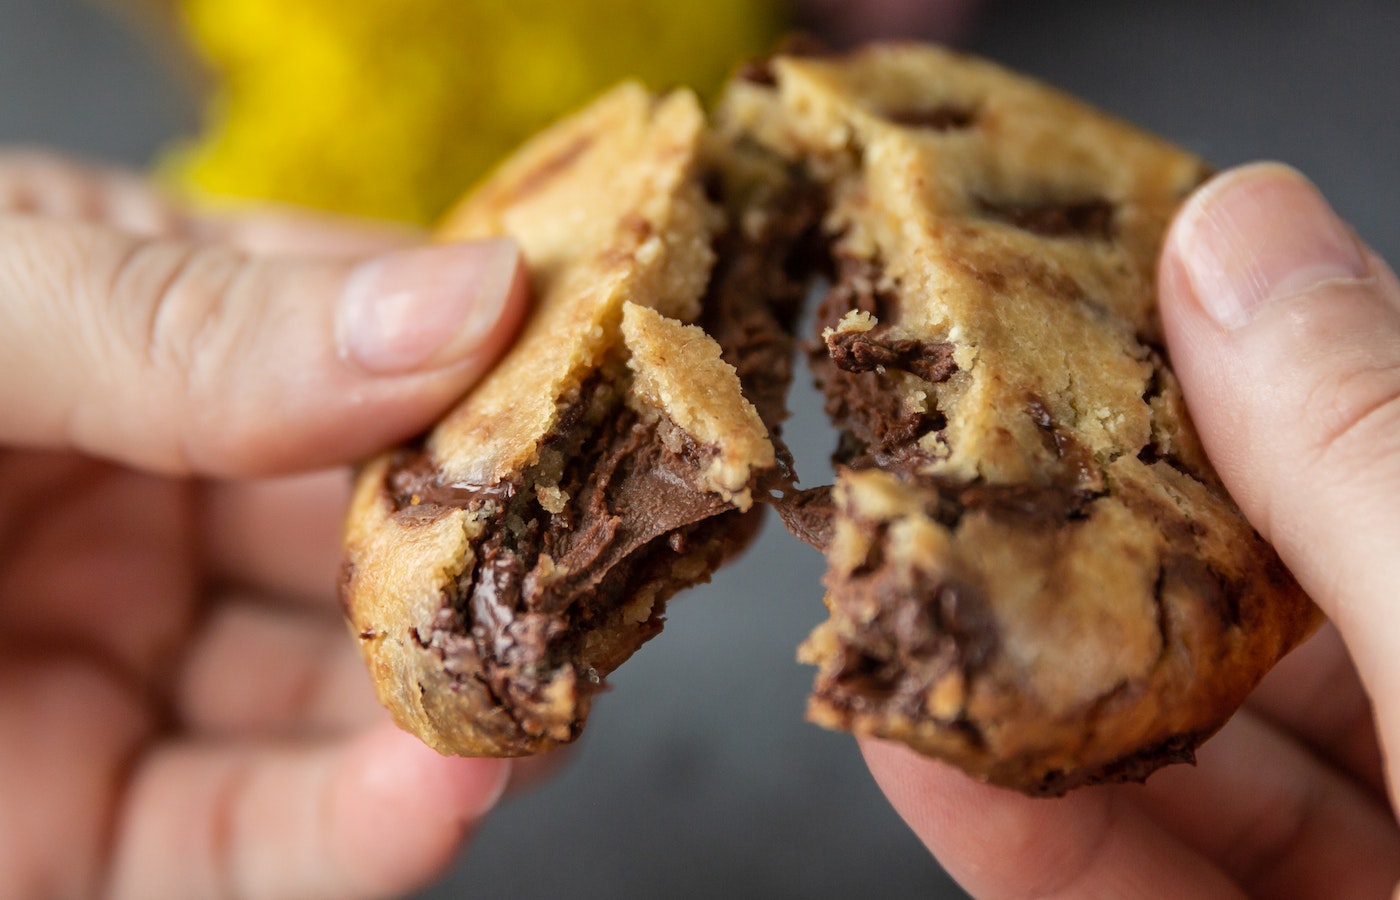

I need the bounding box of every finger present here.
[1245,623,1385,795]
[503,747,572,798]
[0,150,424,256]
[202,470,351,605]
[0,455,197,684]
[1136,707,1400,899]
[0,150,182,235]
[0,654,154,900]
[175,593,564,791]
[860,739,1246,899]
[0,217,527,476]
[105,723,511,900]
[191,203,423,258]
[176,600,382,738]
[1158,163,1400,783]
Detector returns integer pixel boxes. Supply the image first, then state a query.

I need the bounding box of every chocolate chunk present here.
[927,578,999,671]
[816,560,998,723]
[737,58,779,88]
[827,329,957,384]
[387,452,517,516]
[508,135,594,204]
[700,172,826,468]
[1164,555,1240,626]
[775,485,835,550]
[419,398,739,737]
[977,196,1116,240]
[882,105,978,131]
[1035,731,1204,796]
[1025,397,1102,491]
[938,478,1097,526]
[736,36,830,88]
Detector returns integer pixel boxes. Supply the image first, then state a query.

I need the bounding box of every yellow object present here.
[168,0,787,223]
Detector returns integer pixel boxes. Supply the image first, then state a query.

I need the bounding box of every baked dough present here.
[343,43,1319,793]
[717,43,1320,793]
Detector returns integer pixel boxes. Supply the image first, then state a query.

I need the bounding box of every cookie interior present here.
[717,44,1318,793]
[342,85,824,755]
[345,45,1318,787]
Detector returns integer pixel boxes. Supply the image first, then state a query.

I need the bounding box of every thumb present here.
[1159,163,1400,764]
[0,216,526,476]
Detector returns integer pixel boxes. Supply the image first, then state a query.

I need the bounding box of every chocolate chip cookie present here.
[344,43,1319,792]
[340,83,817,756]
[717,43,1320,793]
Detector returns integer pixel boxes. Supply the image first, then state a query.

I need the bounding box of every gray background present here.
[2,1,1396,898]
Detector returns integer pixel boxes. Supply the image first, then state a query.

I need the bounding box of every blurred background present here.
[1,1,1396,897]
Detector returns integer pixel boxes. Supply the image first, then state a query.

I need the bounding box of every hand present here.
[862,164,1400,898]
[0,152,532,899]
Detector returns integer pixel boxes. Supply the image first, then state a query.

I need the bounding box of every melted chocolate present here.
[378,171,827,739]
[817,558,999,722]
[977,196,1116,241]
[882,105,978,131]
[775,485,835,550]
[808,255,948,472]
[827,329,957,384]
[387,452,517,514]
[1026,397,1104,493]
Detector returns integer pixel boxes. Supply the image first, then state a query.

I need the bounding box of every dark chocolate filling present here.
[808,254,950,473]
[370,127,1204,779]
[826,329,957,384]
[881,105,978,132]
[976,196,1117,241]
[821,559,1000,721]
[379,170,824,742]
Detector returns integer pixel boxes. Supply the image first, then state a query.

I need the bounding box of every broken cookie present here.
[340,83,814,756]
[343,42,1319,793]
[717,42,1319,793]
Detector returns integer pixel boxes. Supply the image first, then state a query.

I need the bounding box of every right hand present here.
[862,164,1400,898]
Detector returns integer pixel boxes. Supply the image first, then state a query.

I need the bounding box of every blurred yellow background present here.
[165,0,787,223]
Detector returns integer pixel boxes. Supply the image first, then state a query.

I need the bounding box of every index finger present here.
[861,740,1245,900]
[202,471,351,606]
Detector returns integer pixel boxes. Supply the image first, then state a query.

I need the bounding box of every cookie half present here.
[718,43,1320,793]
[340,84,813,755]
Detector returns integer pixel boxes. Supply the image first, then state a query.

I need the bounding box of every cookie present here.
[344,42,1319,791]
[717,43,1320,793]
[340,83,819,756]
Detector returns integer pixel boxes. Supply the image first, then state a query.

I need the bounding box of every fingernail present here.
[471,758,513,818]
[336,238,521,374]
[1174,163,1368,329]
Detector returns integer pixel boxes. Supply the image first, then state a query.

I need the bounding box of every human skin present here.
[861,163,1400,899]
[0,7,971,896]
[0,151,535,899]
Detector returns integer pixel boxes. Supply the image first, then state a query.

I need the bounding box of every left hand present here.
[0,151,531,899]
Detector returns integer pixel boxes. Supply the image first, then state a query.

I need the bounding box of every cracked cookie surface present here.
[344,43,1320,790]
[341,84,795,756]
[718,43,1320,793]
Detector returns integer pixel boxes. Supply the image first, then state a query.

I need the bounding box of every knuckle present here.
[115,240,248,390]
[1299,356,1400,479]
[104,239,261,471]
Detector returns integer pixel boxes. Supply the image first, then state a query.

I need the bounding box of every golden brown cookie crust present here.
[720,43,1319,793]
[342,83,781,756]
[344,44,1319,790]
